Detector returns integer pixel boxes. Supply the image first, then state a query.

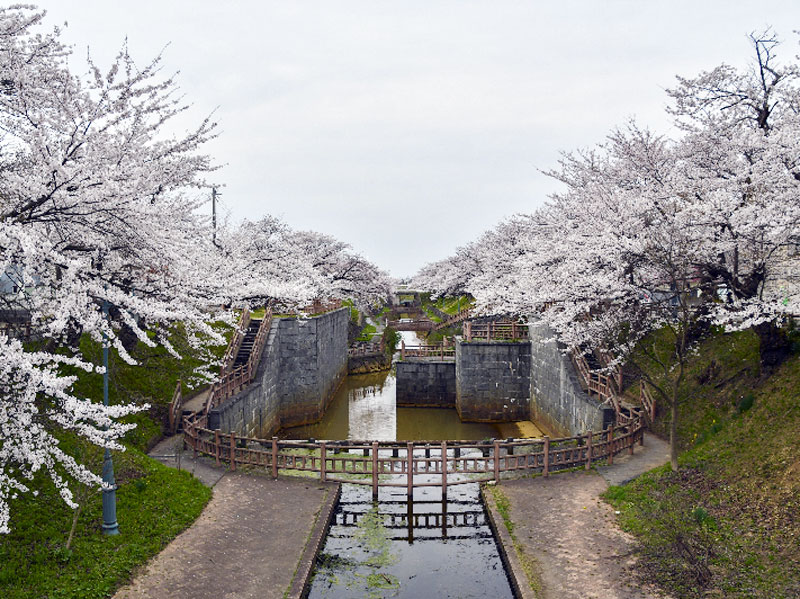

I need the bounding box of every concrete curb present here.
[286,483,342,599]
[481,484,538,599]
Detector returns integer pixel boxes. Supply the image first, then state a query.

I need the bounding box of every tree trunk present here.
[670,398,679,472]
[754,321,789,372]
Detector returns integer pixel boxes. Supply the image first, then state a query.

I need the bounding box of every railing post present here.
[272,436,278,479]
[321,442,327,483]
[607,425,614,465]
[229,432,236,471]
[629,423,635,455]
[640,415,645,446]
[215,429,220,467]
[543,436,550,477]
[585,430,593,471]
[493,440,500,483]
[406,442,414,498]
[441,441,447,498]
[372,441,379,500]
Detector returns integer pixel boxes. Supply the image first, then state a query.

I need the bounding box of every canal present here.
[281,331,517,598]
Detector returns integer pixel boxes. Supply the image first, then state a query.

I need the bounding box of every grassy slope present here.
[606,330,800,598]
[0,331,227,598]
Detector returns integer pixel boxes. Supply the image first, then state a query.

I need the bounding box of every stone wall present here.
[209,308,349,437]
[396,360,456,408]
[528,320,613,436]
[455,341,531,422]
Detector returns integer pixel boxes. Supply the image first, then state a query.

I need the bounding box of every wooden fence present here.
[348,341,385,357]
[220,308,252,374]
[387,318,435,332]
[167,380,183,434]
[400,341,455,360]
[571,351,619,406]
[432,308,472,331]
[204,309,273,414]
[462,320,529,342]
[182,413,645,498]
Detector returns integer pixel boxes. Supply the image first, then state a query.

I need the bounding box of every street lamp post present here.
[101,299,119,535]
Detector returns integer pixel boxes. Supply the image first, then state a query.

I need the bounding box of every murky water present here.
[291,331,515,598]
[279,369,502,441]
[309,482,515,599]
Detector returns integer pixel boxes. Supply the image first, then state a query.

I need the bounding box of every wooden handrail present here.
[181,412,645,496]
[221,308,251,374]
[167,379,183,434]
[205,309,273,415]
[432,308,472,331]
[463,320,529,342]
[399,343,455,359]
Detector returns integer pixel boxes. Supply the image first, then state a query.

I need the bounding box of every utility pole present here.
[101,299,119,535]
[212,187,218,244]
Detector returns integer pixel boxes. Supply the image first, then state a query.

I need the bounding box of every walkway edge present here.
[481,484,538,599]
[286,483,342,599]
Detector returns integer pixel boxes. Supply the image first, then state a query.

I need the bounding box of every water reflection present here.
[279,369,501,441]
[309,483,515,599]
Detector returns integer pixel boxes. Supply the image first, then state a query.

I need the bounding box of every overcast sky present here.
[32,1,799,278]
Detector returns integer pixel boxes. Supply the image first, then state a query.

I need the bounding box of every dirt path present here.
[499,434,671,599]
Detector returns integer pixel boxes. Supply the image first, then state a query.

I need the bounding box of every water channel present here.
[280,332,517,598]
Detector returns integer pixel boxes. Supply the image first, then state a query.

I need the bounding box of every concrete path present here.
[597,433,671,487]
[498,433,672,599]
[114,437,336,599]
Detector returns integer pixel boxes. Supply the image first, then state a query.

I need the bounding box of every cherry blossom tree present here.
[666,30,800,365]
[412,32,800,470]
[0,5,224,532]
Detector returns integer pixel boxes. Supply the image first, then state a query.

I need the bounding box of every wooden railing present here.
[182,413,645,498]
[400,341,455,360]
[0,320,33,340]
[571,351,620,406]
[167,380,183,434]
[296,298,343,315]
[386,318,435,332]
[220,308,252,374]
[462,320,529,342]
[432,308,472,331]
[640,380,657,424]
[204,309,273,414]
[348,340,385,357]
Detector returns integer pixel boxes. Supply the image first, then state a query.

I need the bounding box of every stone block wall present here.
[396,360,456,407]
[209,308,349,437]
[455,341,531,422]
[528,320,613,436]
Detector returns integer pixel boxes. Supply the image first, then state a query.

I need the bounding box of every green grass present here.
[1,449,211,599]
[605,330,800,598]
[434,295,474,316]
[356,324,377,342]
[66,325,230,451]
[0,325,231,597]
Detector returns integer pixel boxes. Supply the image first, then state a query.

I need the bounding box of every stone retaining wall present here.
[395,360,456,407]
[455,341,531,422]
[528,320,613,436]
[209,308,349,437]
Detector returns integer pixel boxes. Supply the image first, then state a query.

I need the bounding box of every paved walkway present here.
[114,437,336,599]
[498,434,672,599]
